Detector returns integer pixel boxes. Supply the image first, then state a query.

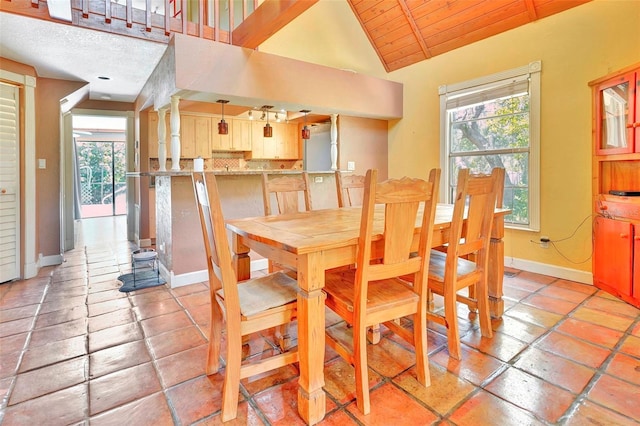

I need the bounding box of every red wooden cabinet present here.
[634,231,640,299]
[635,72,640,152]
[593,217,634,297]
[591,63,640,309]
[594,70,639,155]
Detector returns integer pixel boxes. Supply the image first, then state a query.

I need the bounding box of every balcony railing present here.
[2,0,259,44]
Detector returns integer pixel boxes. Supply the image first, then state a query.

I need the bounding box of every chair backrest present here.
[355,168,440,311]
[192,172,240,318]
[262,172,312,216]
[335,171,366,207]
[445,167,504,277]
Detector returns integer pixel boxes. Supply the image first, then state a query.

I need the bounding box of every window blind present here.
[445,75,530,110]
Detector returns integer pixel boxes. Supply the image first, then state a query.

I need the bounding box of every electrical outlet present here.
[314,176,323,183]
[540,236,550,249]
[347,161,355,171]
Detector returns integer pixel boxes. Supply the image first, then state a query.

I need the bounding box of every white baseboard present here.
[139,239,153,248]
[40,253,64,267]
[23,261,38,279]
[159,258,269,288]
[251,258,268,272]
[505,256,593,285]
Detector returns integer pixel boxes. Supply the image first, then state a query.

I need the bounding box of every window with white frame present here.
[439,61,541,231]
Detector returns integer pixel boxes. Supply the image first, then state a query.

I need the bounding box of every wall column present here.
[157,107,167,171]
[170,96,181,171]
[330,114,338,170]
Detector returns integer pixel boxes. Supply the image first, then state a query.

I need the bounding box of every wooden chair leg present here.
[206,301,224,375]
[354,324,371,415]
[427,288,435,311]
[444,289,462,360]
[367,324,381,344]
[468,284,478,312]
[414,312,430,387]
[221,331,243,422]
[276,324,292,351]
[477,278,493,338]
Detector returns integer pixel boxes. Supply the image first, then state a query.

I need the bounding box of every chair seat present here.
[324,269,419,317]
[216,271,298,317]
[428,249,477,281]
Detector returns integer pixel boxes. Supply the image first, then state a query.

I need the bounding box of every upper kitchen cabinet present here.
[213,119,251,151]
[148,111,171,159]
[251,121,299,160]
[182,114,212,158]
[594,68,640,155]
[591,64,640,199]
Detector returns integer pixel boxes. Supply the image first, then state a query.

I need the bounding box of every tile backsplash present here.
[149,158,303,171]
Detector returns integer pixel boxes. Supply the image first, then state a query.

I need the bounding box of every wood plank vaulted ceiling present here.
[347,0,592,72]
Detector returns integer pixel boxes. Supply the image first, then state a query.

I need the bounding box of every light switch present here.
[38,159,46,169]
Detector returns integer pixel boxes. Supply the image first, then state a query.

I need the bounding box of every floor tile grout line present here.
[2,272,54,413]
[497,280,638,424]
[4,245,638,425]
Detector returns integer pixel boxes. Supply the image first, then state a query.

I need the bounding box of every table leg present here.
[232,235,251,281]
[488,217,505,319]
[296,253,326,425]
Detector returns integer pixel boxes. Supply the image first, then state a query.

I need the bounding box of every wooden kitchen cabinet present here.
[228,119,252,151]
[250,121,299,159]
[590,62,640,309]
[211,116,232,151]
[279,122,299,159]
[594,217,635,297]
[149,112,210,159]
[148,111,171,159]
[182,114,212,158]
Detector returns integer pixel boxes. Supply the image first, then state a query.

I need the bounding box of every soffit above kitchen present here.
[140,33,403,120]
[347,0,593,72]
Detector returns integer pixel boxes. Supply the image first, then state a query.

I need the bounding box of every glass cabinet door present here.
[635,73,640,153]
[595,72,635,154]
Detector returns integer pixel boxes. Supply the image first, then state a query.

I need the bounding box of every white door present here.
[0,83,20,283]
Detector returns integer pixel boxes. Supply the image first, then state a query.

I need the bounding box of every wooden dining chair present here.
[421,167,503,360]
[262,172,312,216]
[335,171,366,207]
[192,172,299,422]
[261,172,312,348]
[323,168,441,415]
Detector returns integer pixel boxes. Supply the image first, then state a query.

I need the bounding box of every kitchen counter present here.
[127,169,338,177]
[139,170,342,288]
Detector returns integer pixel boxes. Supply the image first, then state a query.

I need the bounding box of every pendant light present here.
[263,105,273,137]
[301,110,311,140]
[217,100,229,135]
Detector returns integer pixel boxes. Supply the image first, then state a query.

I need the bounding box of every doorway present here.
[70,114,130,242]
[75,139,127,218]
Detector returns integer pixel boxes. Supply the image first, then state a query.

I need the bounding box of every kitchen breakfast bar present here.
[132,169,508,319]
[133,170,342,288]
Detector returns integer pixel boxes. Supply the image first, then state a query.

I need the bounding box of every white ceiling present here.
[0,12,167,103]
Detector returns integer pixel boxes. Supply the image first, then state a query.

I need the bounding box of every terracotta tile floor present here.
[1,221,639,425]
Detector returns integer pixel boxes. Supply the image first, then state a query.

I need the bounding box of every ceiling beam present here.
[232,0,319,49]
[397,0,431,60]
[524,0,538,20]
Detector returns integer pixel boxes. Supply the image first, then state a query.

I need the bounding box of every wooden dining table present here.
[226,203,510,425]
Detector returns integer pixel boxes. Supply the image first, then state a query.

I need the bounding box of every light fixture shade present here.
[264,123,273,137]
[302,125,311,140]
[218,119,228,135]
[217,99,229,135]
